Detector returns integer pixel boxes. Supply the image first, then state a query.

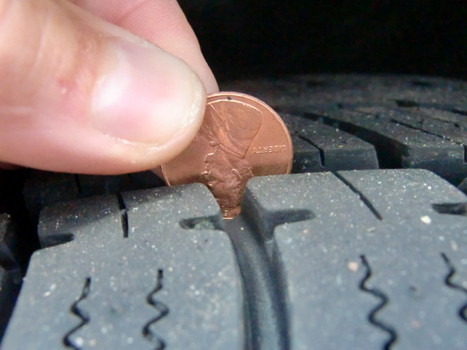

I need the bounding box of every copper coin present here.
[159,92,293,218]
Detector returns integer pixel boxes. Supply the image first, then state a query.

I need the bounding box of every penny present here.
[159,92,293,218]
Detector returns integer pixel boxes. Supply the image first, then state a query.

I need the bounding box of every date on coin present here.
[159,92,293,218]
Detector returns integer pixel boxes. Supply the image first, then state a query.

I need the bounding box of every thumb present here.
[0,0,206,174]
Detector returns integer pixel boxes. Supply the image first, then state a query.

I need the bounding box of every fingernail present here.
[92,40,205,144]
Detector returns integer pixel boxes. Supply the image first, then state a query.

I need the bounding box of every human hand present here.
[0,0,218,174]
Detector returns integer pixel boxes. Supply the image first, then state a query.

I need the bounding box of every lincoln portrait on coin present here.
[200,100,263,216]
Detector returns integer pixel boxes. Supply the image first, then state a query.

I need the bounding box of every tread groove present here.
[441,253,467,323]
[142,269,169,350]
[452,109,467,117]
[223,188,312,350]
[432,203,467,216]
[297,134,325,167]
[395,100,419,108]
[74,175,83,195]
[117,193,129,239]
[179,216,223,231]
[359,255,397,350]
[63,277,92,350]
[412,80,433,87]
[334,172,383,220]
[225,217,290,350]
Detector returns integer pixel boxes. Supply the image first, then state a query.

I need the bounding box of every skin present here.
[0,0,218,174]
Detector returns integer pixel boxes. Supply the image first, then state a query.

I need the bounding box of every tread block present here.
[306,108,466,184]
[282,114,379,172]
[38,195,122,247]
[246,170,467,350]
[2,185,241,350]
[23,170,164,222]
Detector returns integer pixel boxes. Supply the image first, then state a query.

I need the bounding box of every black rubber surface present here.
[2,169,466,349]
